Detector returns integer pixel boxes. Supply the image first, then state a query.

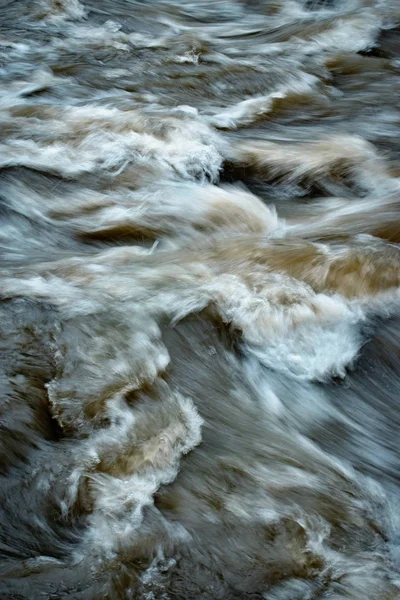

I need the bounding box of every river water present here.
[0,1,400,598]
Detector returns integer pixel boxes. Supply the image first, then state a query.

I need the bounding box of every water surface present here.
[0,1,400,598]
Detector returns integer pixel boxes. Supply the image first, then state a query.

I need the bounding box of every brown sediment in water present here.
[0,1,400,599]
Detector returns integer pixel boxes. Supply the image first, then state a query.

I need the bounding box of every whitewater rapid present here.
[0,1,400,598]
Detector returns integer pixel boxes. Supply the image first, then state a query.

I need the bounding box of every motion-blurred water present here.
[0,1,400,598]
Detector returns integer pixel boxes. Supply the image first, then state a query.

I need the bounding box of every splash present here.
[0,0,400,598]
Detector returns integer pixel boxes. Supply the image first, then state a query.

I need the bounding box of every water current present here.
[1,1,400,598]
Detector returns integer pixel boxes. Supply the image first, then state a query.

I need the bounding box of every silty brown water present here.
[0,1,400,598]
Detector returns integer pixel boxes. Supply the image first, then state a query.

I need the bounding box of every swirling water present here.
[0,1,400,598]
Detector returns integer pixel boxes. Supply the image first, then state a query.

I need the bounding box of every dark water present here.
[0,1,400,598]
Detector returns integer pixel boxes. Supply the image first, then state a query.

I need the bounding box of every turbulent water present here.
[1,1,400,598]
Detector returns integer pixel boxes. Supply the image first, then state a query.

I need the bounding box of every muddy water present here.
[0,1,400,598]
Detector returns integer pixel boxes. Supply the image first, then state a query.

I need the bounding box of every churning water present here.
[0,1,400,598]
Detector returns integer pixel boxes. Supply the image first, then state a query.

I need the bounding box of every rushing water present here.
[0,1,400,598]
